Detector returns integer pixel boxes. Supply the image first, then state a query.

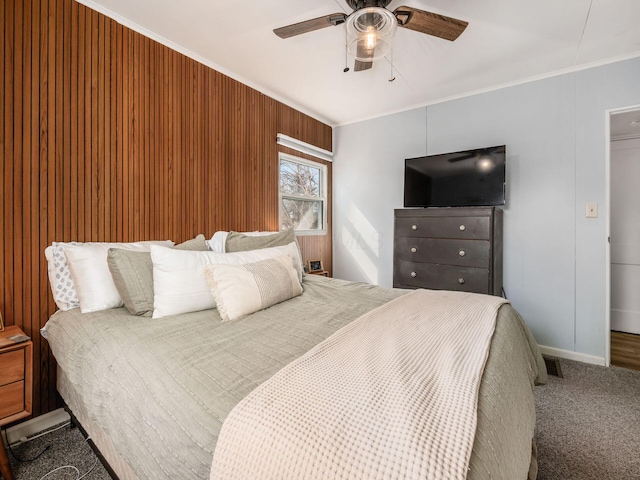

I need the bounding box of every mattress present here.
[43,275,546,479]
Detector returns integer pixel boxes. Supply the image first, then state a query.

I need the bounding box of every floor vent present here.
[543,355,563,378]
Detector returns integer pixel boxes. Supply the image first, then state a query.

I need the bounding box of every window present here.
[279,153,327,235]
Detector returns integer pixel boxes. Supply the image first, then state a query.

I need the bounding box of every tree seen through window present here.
[279,156,326,233]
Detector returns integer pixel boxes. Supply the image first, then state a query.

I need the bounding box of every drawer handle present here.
[458,278,465,284]
[411,224,418,231]
[410,247,417,253]
[459,250,466,257]
[459,225,466,231]
[411,272,417,278]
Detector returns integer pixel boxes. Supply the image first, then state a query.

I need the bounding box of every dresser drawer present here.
[394,260,490,294]
[396,216,490,240]
[0,350,25,387]
[0,381,25,419]
[395,237,490,268]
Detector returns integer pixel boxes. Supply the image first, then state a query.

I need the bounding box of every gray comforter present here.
[43,276,546,479]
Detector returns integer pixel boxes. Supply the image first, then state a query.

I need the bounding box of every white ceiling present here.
[80,0,640,126]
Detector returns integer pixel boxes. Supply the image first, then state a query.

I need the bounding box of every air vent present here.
[543,355,563,378]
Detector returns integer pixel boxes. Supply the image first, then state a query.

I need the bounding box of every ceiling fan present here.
[274,0,468,72]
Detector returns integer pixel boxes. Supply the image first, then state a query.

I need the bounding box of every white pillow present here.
[206,231,277,253]
[64,241,174,313]
[151,242,303,319]
[204,256,303,322]
[45,242,83,311]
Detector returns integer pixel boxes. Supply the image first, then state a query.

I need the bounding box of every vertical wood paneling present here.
[22,0,32,347]
[1,0,332,418]
[0,0,5,332]
[13,0,24,340]
[0,0,5,357]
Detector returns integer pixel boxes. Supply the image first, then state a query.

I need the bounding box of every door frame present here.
[605,104,640,367]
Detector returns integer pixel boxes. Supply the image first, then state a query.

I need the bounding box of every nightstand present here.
[0,326,33,480]
[308,270,329,277]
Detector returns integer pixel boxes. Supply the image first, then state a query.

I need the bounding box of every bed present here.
[43,273,546,480]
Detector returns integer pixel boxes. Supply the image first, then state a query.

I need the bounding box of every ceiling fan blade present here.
[354,41,374,72]
[393,6,468,41]
[274,13,347,39]
[354,60,373,72]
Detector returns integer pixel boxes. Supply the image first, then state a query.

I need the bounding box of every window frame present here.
[278,152,328,236]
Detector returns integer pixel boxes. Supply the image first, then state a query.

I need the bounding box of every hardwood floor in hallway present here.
[611,331,640,371]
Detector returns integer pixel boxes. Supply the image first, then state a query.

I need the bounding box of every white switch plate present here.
[586,203,598,218]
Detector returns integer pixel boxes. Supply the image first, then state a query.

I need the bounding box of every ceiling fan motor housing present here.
[345,0,393,11]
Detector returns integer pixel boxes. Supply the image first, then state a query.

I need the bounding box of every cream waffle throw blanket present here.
[210,289,508,480]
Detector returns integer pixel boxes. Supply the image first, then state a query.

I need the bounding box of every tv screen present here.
[404,145,506,208]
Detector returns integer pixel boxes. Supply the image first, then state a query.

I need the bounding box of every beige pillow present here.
[108,235,208,317]
[225,230,295,252]
[204,255,303,322]
[175,234,208,251]
[206,231,277,253]
[226,230,306,275]
[151,242,303,318]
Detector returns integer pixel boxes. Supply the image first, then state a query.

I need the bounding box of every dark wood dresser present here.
[393,207,503,296]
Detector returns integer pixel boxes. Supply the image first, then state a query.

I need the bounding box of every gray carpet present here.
[535,359,640,480]
[8,424,111,480]
[6,359,640,479]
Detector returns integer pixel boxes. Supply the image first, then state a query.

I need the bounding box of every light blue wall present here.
[333,57,640,358]
[333,109,426,286]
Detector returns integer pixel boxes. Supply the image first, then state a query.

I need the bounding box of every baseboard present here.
[538,345,606,366]
[3,408,71,446]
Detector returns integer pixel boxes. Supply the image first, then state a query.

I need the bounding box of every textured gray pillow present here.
[107,249,154,317]
[175,234,208,251]
[225,230,295,252]
[108,235,208,317]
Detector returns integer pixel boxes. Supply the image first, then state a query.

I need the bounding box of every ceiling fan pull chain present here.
[344,26,350,72]
[388,48,396,82]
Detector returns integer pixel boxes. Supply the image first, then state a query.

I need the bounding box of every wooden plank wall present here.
[1,0,333,417]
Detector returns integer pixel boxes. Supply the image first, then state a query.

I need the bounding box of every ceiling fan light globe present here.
[348,36,393,61]
[346,7,397,61]
[365,30,376,50]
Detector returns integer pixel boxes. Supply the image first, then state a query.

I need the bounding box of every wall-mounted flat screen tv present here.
[404,145,506,207]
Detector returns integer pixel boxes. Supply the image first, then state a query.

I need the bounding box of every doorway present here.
[608,106,640,371]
